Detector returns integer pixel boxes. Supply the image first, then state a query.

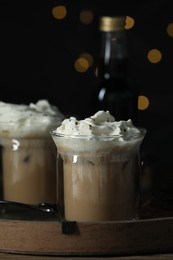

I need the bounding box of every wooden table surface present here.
[1,253,173,260]
[1,199,173,260]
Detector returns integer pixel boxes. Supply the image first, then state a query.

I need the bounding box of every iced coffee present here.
[0,100,64,205]
[51,110,146,222]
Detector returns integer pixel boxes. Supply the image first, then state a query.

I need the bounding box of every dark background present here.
[0,0,173,202]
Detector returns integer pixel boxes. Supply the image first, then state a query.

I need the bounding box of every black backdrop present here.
[1,0,173,202]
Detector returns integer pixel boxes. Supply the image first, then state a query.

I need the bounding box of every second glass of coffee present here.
[0,100,64,205]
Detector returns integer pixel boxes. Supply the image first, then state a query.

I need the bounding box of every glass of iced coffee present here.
[0,100,64,205]
[51,110,146,222]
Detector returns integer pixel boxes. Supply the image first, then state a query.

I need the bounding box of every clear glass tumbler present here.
[51,129,146,222]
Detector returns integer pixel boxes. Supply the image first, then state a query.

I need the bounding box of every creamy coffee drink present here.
[51,111,146,222]
[0,100,64,205]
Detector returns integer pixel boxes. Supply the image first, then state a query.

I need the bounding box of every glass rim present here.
[50,127,147,140]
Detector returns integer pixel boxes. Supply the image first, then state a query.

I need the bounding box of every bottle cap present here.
[99,16,126,32]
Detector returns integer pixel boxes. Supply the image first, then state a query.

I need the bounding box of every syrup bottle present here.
[91,16,139,124]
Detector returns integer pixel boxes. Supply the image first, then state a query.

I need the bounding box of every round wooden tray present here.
[0,203,173,256]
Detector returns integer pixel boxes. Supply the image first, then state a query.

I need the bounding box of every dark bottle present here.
[91,16,139,124]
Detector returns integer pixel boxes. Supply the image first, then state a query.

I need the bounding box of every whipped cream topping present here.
[0,99,64,138]
[54,110,140,138]
[52,111,145,153]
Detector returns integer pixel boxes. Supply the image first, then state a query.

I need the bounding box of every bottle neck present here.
[98,30,128,79]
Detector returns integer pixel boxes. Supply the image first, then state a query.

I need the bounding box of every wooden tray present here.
[0,201,173,256]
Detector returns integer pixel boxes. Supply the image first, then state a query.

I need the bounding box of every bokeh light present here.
[138,95,150,110]
[125,16,135,30]
[79,9,93,24]
[74,57,90,73]
[80,53,93,67]
[147,49,162,63]
[167,23,173,38]
[52,5,67,19]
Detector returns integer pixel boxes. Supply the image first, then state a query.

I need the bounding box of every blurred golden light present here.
[147,49,162,63]
[167,23,173,38]
[52,5,67,19]
[80,53,93,67]
[138,95,150,110]
[79,10,93,24]
[125,16,135,29]
[74,58,90,73]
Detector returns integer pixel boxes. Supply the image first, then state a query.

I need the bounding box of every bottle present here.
[91,16,139,124]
